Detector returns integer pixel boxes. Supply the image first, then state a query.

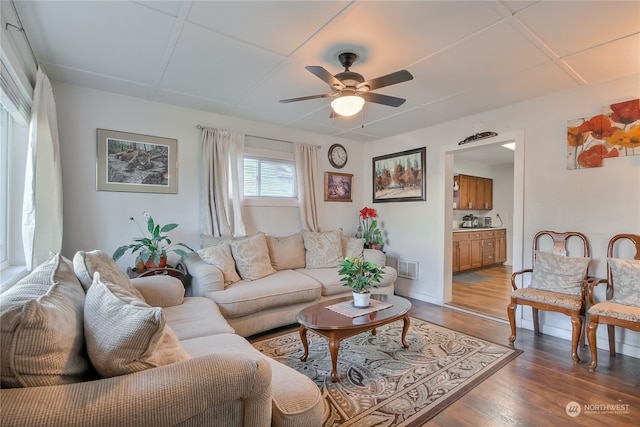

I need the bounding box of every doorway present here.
[438,131,525,324]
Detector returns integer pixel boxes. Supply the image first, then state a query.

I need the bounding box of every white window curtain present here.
[293,142,319,232]
[22,68,62,270]
[201,127,246,237]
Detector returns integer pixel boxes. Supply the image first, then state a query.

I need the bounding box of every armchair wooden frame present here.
[587,234,640,372]
[508,231,590,363]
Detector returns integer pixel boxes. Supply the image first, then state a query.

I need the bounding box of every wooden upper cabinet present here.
[453,174,493,210]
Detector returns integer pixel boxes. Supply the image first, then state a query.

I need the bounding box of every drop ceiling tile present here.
[517,0,640,57]
[564,34,640,84]
[17,1,177,83]
[501,1,538,14]
[134,0,183,17]
[187,1,350,56]
[349,107,456,139]
[153,89,233,116]
[159,23,283,103]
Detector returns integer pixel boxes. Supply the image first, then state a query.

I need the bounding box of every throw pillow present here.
[608,258,640,306]
[84,273,190,378]
[265,233,306,270]
[302,230,344,268]
[73,250,143,299]
[198,243,241,285]
[530,251,590,295]
[200,234,231,249]
[229,233,276,281]
[342,235,365,259]
[0,254,91,388]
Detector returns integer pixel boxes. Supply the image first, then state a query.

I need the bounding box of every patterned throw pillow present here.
[229,233,276,281]
[302,230,344,268]
[529,251,590,295]
[265,233,306,270]
[198,243,241,285]
[609,258,640,306]
[84,273,190,378]
[342,235,365,260]
[0,254,91,387]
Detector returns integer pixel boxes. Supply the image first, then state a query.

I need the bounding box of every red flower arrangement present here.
[359,206,383,249]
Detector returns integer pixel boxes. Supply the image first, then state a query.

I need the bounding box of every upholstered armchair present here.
[508,231,591,363]
[587,234,640,372]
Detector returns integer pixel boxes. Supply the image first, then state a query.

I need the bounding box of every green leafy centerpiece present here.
[113,212,194,272]
[338,256,383,308]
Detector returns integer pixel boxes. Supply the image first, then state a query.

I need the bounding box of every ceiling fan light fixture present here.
[331,95,364,117]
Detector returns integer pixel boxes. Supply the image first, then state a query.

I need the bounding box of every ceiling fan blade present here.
[360,92,406,107]
[279,93,336,103]
[359,69,413,91]
[305,66,345,90]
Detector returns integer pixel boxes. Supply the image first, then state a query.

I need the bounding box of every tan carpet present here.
[253,317,521,426]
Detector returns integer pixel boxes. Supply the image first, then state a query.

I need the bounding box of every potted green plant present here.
[113,212,194,271]
[338,256,383,308]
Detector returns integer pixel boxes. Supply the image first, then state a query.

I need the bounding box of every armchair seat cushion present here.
[512,288,582,310]
[589,301,640,322]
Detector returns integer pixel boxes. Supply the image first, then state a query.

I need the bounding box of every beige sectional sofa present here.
[1,251,323,426]
[182,230,398,337]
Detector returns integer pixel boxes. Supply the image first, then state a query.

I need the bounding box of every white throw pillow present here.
[198,243,241,285]
[0,254,91,387]
[229,233,276,281]
[302,230,344,268]
[73,250,143,299]
[608,258,640,306]
[84,273,190,378]
[266,233,306,270]
[342,235,365,260]
[530,251,590,295]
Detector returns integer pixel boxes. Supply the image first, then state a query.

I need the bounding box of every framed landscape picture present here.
[372,147,426,203]
[96,129,178,193]
[324,172,353,202]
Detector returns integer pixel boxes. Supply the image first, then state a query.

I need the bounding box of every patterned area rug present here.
[253,317,521,426]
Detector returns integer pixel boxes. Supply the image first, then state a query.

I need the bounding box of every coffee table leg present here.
[299,325,309,362]
[401,315,410,348]
[329,336,341,382]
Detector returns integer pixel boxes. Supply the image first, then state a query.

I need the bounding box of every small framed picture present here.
[96,129,178,193]
[324,172,353,202]
[373,147,426,203]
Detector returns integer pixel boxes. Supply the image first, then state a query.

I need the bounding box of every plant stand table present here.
[296,294,411,382]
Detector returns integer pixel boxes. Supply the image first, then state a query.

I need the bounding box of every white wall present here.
[365,74,640,357]
[53,83,365,268]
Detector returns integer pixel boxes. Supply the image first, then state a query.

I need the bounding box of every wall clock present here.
[328,143,348,169]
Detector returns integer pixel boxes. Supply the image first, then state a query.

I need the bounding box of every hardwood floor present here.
[249,297,640,426]
[451,264,512,320]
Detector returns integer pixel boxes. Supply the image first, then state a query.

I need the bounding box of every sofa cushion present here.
[131,275,185,307]
[164,297,235,340]
[530,251,590,295]
[266,232,306,270]
[229,233,276,281]
[302,230,343,268]
[73,250,143,298]
[342,235,365,259]
[84,273,190,378]
[0,254,91,388]
[207,270,321,318]
[198,243,241,285]
[608,258,640,306]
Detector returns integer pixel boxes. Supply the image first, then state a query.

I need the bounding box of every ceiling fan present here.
[279,51,413,117]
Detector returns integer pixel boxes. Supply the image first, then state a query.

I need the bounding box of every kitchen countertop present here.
[452,227,506,232]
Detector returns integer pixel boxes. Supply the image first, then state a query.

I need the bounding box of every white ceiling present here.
[10,0,640,142]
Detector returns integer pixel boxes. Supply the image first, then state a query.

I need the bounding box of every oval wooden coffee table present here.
[296,294,411,382]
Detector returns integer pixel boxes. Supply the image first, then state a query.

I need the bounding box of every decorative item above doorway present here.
[96,129,178,193]
[324,172,353,202]
[566,98,639,170]
[372,147,426,203]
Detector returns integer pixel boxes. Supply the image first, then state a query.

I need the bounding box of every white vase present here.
[352,291,371,308]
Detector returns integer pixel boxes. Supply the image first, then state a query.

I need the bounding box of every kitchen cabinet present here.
[453,229,505,272]
[453,174,493,210]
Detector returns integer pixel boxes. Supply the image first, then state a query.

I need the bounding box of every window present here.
[244,156,296,199]
[0,104,10,269]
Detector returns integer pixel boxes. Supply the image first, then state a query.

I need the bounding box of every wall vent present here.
[397,259,418,279]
